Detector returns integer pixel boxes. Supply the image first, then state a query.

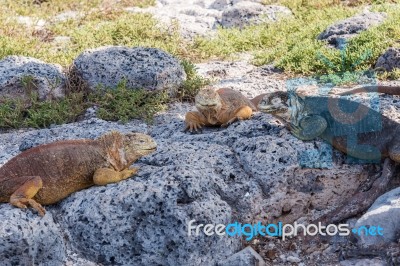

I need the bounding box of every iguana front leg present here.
[288,115,327,140]
[221,106,253,127]
[184,111,209,132]
[93,167,139,186]
[10,176,46,216]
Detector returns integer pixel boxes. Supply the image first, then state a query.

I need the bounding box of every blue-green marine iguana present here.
[257,86,400,223]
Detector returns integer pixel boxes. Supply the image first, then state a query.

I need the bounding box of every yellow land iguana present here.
[0,131,157,216]
[184,87,259,132]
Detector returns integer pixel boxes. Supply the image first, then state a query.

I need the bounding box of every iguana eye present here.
[271,98,282,105]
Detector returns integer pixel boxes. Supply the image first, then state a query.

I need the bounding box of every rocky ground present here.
[1,0,400,265]
[1,59,400,265]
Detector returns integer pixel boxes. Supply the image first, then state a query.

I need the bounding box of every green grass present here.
[1,0,399,72]
[1,0,399,73]
[193,0,400,75]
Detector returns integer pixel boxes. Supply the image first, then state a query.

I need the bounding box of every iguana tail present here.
[336,85,400,96]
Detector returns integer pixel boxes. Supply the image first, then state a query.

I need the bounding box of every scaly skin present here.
[0,131,157,216]
[335,85,400,96]
[257,91,400,160]
[185,87,257,132]
[258,91,400,223]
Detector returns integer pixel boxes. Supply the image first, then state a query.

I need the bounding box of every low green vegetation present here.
[194,0,400,75]
[0,0,400,129]
[177,60,210,101]
[0,92,85,129]
[88,81,169,123]
[0,61,207,129]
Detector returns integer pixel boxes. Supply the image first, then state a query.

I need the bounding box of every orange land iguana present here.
[0,131,157,216]
[184,87,260,132]
[257,90,399,224]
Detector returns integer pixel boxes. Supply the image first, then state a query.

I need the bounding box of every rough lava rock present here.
[318,12,386,48]
[57,153,243,265]
[220,2,292,29]
[375,47,400,72]
[340,258,386,266]
[127,0,291,38]
[354,187,400,246]
[72,46,186,94]
[3,60,400,264]
[0,56,66,100]
[0,109,370,265]
[126,0,224,38]
[0,205,66,265]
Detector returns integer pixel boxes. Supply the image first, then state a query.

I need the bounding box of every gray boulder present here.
[375,47,400,72]
[207,0,230,11]
[72,46,186,94]
[0,56,66,100]
[126,3,223,39]
[354,187,400,246]
[0,205,66,265]
[220,2,292,29]
[318,12,386,48]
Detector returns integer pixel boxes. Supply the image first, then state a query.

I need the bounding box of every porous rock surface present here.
[72,46,186,93]
[220,2,292,29]
[127,0,292,38]
[355,187,400,246]
[340,258,386,266]
[375,47,400,72]
[1,60,400,265]
[0,56,66,100]
[318,12,386,48]
[0,207,65,265]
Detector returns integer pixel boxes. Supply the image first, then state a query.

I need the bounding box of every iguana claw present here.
[184,122,204,133]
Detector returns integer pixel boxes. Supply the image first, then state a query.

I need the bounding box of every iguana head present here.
[123,133,157,162]
[258,91,291,119]
[195,87,222,112]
